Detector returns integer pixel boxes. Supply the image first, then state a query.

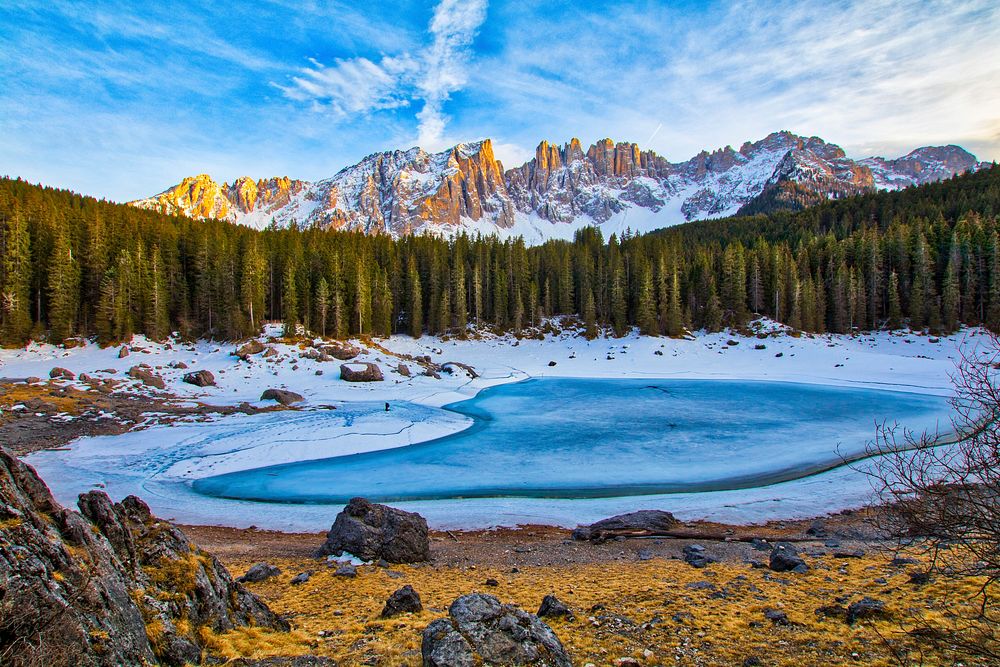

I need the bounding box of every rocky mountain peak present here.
[130,131,987,242]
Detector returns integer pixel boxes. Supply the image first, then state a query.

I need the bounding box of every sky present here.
[2,0,999,202]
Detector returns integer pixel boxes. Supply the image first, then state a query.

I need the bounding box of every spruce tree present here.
[46,226,79,342]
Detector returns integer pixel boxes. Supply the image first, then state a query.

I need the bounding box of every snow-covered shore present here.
[3,321,979,531]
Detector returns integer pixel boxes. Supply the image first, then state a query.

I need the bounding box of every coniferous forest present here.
[0,166,999,346]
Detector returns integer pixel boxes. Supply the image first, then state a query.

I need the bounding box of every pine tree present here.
[46,226,79,342]
[406,256,423,338]
[941,233,961,332]
[452,256,467,336]
[636,264,657,335]
[240,238,267,333]
[282,262,299,337]
[0,209,31,343]
[314,276,330,337]
[703,278,723,333]
[887,271,902,329]
[582,288,597,338]
[145,245,169,340]
[665,270,684,336]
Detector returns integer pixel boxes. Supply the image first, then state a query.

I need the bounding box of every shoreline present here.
[5,322,971,532]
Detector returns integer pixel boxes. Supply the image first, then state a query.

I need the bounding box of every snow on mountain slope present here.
[131,132,988,242]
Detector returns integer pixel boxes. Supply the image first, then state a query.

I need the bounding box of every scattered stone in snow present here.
[182,370,216,387]
[260,389,304,405]
[118,346,130,358]
[49,367,75,380]
[340,362,384,382]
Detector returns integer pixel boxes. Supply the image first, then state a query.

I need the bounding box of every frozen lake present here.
[193,378,953,504]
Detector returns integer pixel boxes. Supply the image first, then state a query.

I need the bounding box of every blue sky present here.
[2,0,999,202]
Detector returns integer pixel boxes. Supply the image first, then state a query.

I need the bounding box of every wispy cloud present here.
[416,0,489,149]
[278,0,488,149]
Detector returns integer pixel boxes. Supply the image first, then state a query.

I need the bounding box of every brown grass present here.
[210,550,990,666]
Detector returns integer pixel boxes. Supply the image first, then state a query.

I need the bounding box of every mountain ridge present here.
[131,132,988,243]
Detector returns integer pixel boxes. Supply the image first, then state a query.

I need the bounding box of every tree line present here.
[1,165,999,346]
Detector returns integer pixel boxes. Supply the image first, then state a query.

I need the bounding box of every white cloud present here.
[277,55,419,116]
[416,0,489,149]
[278,0,488,150]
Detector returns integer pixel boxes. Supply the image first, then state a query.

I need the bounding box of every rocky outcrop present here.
[127,365,166,389]
[340,362,384,382]
[260,388,304,405]
[0,447,288,667]
[316,497,429,563]
[182,370,216,387]
[381,585,423,618]
[421,593,572,667]
[571,510,679,542]
[131,134,985,240]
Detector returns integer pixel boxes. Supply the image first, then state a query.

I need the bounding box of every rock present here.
[182,369,216,387]
[763,608,789,625]
[323,343,361,360]
[548,361,557,366]
[769,542,808,573]
[236,340,266,359]
[397,363,412,377]
[381,585,423,617]
[537,595,572,619]
[485,577,499,587]
[263,346,278,358]
[815,604,847,620]
[833,549,865,559]
[49,366,75,380]
[126,365,166,389]
[683,544,716,568]
[261,388,304,405]
[239,562,281,583]
[340,362,384,382]
[806,519,827,537]
[0,446,288,667]
[118,345,130,358]
[846,597,887,624]
[227,658,338,667]
[572,510,679,542]
[316,497,429,563]
[908,570,931,585]
[421,593,572,667]
[334,563,357,578]
[291,572,311,585]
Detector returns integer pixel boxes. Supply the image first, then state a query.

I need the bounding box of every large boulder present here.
[381,585,423,617]
[0,447,288,667]
[235,340,266,359]
[260,388,304,405]
[421,593,572,667]
[340,362,384,382]
[316,497,429,563]
[323,343,361,361]
[127,365,166,390]
[769,542,809,573]
[182,370,216,387]
[49,366,75,380]
[571,510,679,542]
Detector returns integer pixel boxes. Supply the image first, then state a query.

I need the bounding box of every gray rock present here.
[381,585,423,617]
[291,572,311,585]
[236,340,266,359]
[49,366,75,380]
[846,597,887,624]
[334,563,357,578]
[261,388,304,405]
[227,658,338,666]
[422,593,572,667]
[127,365,166,389]
[571,510,679,542]
[340,362,384,382]
[182,369,216,387]
[537,595,572,619]
[239,562,281,583]
[0,446,287,667]
[763,608,789,625]
[769,542,808,573]
[316,497,429,563]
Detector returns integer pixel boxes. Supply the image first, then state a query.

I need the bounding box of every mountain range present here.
[130,131,988,244]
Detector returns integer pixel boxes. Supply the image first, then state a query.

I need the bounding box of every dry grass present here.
[211,550,991,666]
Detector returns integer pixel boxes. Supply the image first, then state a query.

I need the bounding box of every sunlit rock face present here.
[130,133,987,239]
